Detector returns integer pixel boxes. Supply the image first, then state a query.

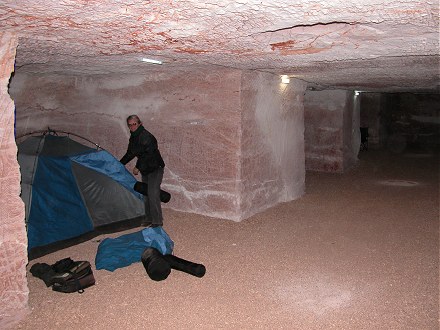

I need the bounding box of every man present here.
[120,115,165,227]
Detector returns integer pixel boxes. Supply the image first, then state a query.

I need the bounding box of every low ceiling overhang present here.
[1,0,439,92]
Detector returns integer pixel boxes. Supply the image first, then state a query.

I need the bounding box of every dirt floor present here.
[12,147,439,330]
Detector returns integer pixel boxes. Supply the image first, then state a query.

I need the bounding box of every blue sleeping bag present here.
[95,227,174,271]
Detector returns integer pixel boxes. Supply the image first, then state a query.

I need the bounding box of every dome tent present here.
[18,130,146,259]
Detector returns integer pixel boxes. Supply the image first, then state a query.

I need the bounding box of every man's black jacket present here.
[120,125,165,175]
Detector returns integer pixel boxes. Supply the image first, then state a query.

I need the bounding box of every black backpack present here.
[51,261,95,293]
[30,258,95,294]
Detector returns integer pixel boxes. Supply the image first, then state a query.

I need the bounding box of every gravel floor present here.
[13,148,439,330]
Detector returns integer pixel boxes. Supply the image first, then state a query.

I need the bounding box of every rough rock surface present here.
[0,0,438,92]
[0,32,29,329]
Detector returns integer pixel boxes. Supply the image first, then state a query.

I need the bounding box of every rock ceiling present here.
[1,0,439,92]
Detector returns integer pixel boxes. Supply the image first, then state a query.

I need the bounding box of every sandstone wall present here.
[0,32,29,329]
[384,93,440,151]
[360,93,382,146]
[344,90,360,171]
[305,89,359,173]
[10,69,306,221]
[240,72,306,220]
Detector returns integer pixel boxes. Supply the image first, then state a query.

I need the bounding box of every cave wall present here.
[383,93,440,151]
[10,69,306,221]
[359,93,382,146]
[0,32,29,329]
[304,89,359,173]
[345,91,360,170]
[240,72,306,220]
[359,92,440,153]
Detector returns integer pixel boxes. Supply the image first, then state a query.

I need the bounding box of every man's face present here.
[127,119,140,133]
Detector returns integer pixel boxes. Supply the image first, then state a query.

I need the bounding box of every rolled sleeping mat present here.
[141,247,171,281]
[163,254,206,278]
[133,182,171,203]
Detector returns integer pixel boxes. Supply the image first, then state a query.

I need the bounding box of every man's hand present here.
[133,167,140,175]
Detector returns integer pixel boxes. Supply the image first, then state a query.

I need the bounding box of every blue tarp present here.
[95,227,174,272]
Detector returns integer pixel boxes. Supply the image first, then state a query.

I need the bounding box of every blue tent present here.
[18,133,145,258]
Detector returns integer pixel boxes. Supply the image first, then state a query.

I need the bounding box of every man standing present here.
[120,115,165,227]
